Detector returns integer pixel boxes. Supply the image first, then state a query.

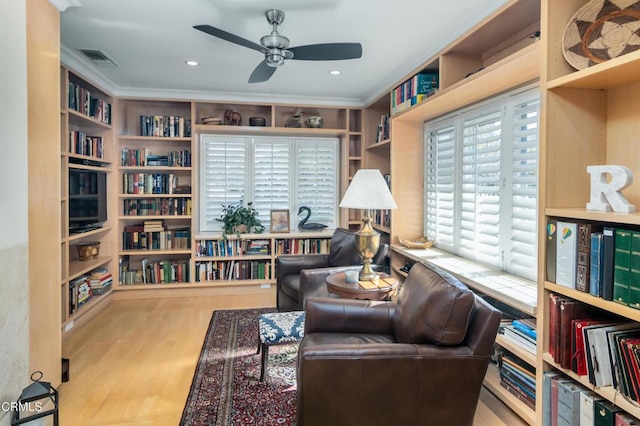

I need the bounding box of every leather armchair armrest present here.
[299,265,363,302]
[276,253,330,279]
[304,297,395,335]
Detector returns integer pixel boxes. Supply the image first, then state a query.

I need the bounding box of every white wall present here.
[0,0,30,423]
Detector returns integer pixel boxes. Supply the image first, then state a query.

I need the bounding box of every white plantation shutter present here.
[423,86,539,281]
[199,135,338,232]
[460,109,502,266]
[252,138,291,227]
[200,135,247,231]
[505,94,539,281]
[425,120,456,249]
[295,138,338,227]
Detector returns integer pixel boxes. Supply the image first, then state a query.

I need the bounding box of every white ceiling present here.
[60,0,508,106]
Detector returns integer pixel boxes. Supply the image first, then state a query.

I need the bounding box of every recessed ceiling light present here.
[185,60,199,67]
[329,70,341,75]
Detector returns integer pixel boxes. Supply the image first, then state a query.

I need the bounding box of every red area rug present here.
[180,308,298,426]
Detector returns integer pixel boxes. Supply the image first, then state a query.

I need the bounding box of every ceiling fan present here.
[194,9,363,83]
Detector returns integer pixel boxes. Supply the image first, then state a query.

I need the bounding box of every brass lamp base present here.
[355,211,380,281]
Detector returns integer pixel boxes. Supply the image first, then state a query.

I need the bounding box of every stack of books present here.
[89,267,113,295]
[498,353,536,410]
[500,318,537,355]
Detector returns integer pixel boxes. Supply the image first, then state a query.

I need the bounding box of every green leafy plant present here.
[216,201,265,238]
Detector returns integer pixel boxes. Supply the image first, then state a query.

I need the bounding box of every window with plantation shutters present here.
[295,138,338,225]
[200,135,247,232]
[200,135,338,232]
[424,86,539,281]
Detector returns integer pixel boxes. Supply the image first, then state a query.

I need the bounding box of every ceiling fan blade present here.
[194,25,264,53]
[289,43,362,61]
[249,61,277,83]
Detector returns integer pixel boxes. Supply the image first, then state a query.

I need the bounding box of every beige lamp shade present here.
[339,169,397,209]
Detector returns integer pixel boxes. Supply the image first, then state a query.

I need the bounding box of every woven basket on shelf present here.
[397,236,433,250]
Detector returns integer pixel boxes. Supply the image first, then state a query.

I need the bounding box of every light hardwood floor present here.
[59,294,525,425]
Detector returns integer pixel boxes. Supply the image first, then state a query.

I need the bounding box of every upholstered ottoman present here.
[257,311,305,382]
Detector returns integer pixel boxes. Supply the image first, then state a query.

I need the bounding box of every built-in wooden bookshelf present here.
[60,66,116,334]
[536,0,640,423]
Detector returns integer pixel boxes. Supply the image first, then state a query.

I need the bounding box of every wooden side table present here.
[325,272,398,300]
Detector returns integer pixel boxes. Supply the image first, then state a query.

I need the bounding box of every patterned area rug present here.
[180,308,298,426]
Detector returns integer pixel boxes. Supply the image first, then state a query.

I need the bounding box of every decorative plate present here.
[562,0,640,70]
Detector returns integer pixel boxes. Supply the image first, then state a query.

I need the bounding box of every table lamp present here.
[339,169,397,280]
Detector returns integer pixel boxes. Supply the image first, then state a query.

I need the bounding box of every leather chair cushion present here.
[280,274,300,303]
[327,228,362,267]
[394,262,474,346]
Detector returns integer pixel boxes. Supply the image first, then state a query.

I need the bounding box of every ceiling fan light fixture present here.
[185,60,199,67]
[260,33,289,49]
[329,70,341,75]
[264,52,284,68]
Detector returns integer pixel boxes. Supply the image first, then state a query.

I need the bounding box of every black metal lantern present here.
[11,371,59,426]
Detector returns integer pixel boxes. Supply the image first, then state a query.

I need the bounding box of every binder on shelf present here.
[602,227,616,301]
[614,228,632,306]
[546,217,558,283]
[590,232,604,297]
[556,221,577,289]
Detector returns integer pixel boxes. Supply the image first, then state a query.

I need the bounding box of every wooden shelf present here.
[194,124,347,137]
[394,42,540,124]
[546,208,640,226]
[366,139,391,150]
[68,226,112,242]
[118,249,191,255]
[542,353,640,419]
[119,193,191,199]
[119,166,191,171]
[495,333,536,367]
[195,255,272,261]
[116,279,276,290]
[118,215,191,220]
[68,108,112,129]
[68,256,112,280]
[118,135,191,142]
[63,289,113,325]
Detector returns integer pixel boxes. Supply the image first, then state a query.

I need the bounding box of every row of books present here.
[375,114,390,143]
[391,72,439,115]
[68,82,111,125]
[87,267,113,295]
[497,351,536,410]
[373,209,391,228]
[69,131,104,159]
[120,258,190,285]
[139,115,191,138]
[549,293,640,405]
[121,148,191,167]
[122,226,191,250]
[543,372,640,426]
[548,219,640,308]
[195,260,271,282]
[122,198,192,216]
[122,172,180,195]
[196,239,270,257]
[274,238,331,255]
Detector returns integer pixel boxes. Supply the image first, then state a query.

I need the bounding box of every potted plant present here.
[216,201,265,238]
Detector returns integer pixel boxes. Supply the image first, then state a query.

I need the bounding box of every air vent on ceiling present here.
[79,49,118,67]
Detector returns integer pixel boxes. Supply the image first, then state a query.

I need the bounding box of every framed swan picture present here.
[270,209,290,233]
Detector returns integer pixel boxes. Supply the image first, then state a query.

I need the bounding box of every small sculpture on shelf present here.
[297,206,328,231]
[224,109,242,126]
[285,111,303,128]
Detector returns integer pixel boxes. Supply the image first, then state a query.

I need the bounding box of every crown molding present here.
[48,0,81,12]
[61,46,362,106]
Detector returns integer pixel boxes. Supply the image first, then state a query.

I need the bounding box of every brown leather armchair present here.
[276,228,389,312]
[297,261,502,426]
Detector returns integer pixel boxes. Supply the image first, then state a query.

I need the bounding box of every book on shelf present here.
[590,232,604,297]
[546,217,557,283]
[512,318,536,340]
[501,324,536,355]
[542,371,562,426]
[139,115,191,138]
[577,222,601,292]
[579,391,603,426]
[594,399,622,425]
[557,380,588,426]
